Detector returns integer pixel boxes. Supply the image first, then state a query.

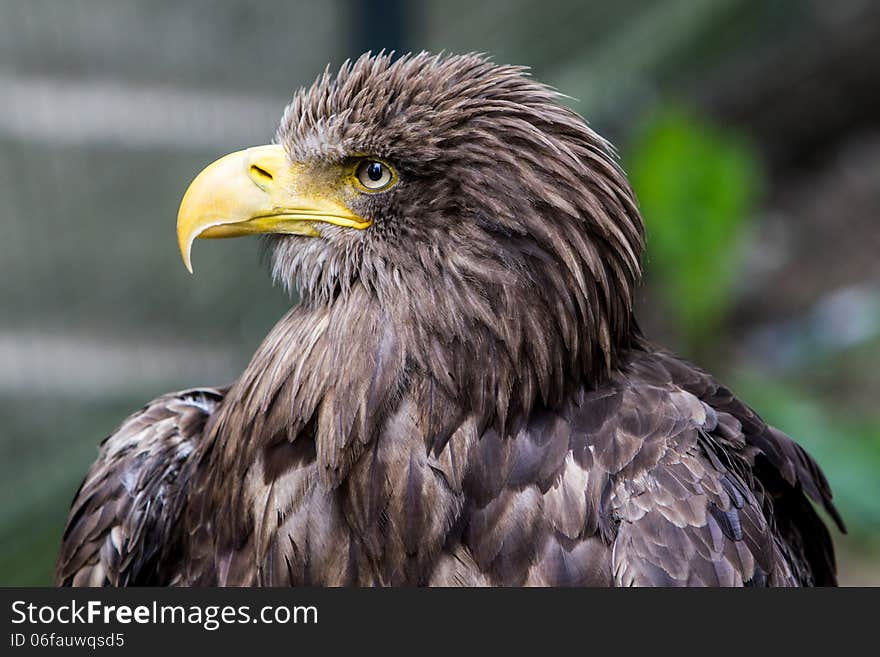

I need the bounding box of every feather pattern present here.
[57,53,840,587]
[55,389,224,586]
[56,349,840,586]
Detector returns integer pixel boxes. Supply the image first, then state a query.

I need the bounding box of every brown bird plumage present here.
[56,53,842,587]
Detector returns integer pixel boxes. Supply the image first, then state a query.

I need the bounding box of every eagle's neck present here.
[199,254,636,509]
[201,288,388,484]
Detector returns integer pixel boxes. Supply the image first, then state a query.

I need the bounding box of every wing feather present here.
[592,350,840,586]
[55,388,224,586]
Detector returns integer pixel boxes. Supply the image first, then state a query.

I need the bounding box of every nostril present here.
[249,164,273,182]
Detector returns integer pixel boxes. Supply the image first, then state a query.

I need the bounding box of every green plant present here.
[627,106,762,353]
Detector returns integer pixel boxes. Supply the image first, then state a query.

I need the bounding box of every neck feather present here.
[204,250,637,493]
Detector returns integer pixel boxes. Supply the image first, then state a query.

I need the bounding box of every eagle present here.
[56,52,843,587]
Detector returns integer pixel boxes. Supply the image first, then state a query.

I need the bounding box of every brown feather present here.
[57,53,840,587]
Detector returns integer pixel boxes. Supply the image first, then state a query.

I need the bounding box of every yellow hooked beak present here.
[176,144,371,272]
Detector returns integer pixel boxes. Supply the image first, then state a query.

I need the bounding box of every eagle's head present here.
[179,52,645,409]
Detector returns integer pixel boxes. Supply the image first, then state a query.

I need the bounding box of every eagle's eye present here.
[354,159,396,192]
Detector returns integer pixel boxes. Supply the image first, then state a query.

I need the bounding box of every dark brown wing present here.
[651,351,844,584]
[55,388,224,586]
[583,350,841,587]
[383,345,841,587]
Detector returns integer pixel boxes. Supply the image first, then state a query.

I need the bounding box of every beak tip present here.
[178,230,195,274]
[180,247,194,274]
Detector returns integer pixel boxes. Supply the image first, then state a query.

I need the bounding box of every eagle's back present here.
[424,348,840,586]
[561,349,841,586]
[57,350,840,587]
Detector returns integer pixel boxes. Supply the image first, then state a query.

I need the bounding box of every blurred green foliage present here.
[0,397,142,585]
[628,107,762,354]
[626,107,880,551]
[734,373,880,539]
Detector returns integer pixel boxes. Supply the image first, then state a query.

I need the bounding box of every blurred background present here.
[1,0,878,585]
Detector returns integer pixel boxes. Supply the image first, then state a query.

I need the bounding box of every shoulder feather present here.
[55,388,224,586]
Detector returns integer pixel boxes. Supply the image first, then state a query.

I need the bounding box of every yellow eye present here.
[355,159,396,191]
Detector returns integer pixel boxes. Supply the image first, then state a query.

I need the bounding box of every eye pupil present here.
[366,162,384,181]
[356,159,396,191]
